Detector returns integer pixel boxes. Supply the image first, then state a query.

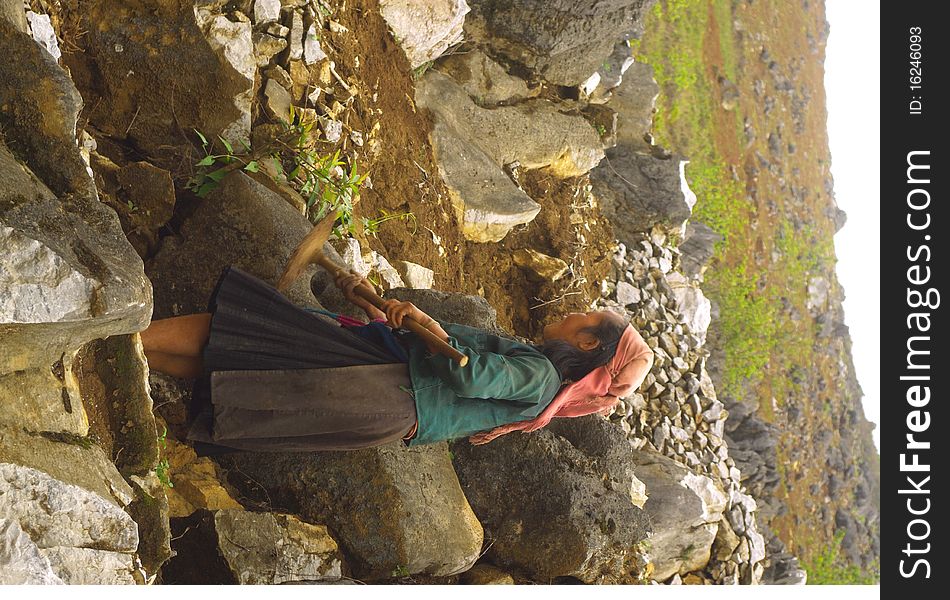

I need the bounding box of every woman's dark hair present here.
[531,313,627,383]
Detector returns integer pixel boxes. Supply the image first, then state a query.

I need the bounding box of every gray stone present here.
[0,356,87,436]
[630,449,726,581]
[615,281,641,306]
[147,171,321,319]
[591,145,696,242]
[26,11,61,60]
[608,61,659,150]
[254,0,282,23]
[465,0,657,86]
[379,0,470,68]
[452,416,652,583]
[288,9,304,60]
[254,32,288,67]
[57,1,254,173]
[40,547,136,584]
[512,248,569,282]
[0,518,63,585]
[436,49,529,105]
[214,510,344,584]
[418,71,604,177]
[0,2,28,33]
[264,77,294,122]
[303,25,327,64]
[422,102,540,242]
[392,261,435,289]
[217,443,483,580]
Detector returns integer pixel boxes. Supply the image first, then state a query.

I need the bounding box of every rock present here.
[379,288,509,337]
[217,444,483,580]
[263,77,294,122]
[0,359,87,436]
[163,439,242,518]
[90,156,177,258]
[719,76,739,110]
[303,25,327,64]
[60,1,255,172]
[587,40,636,101]
[254,0,281,24]
[418,71,605,177]
[0,518,62,585]
[465,0,657,86]
[214,510,343,584]
[512,249,569,282]
[436,49,529,105]
[392,261,435,289]
[0,2,28,33]
[451,416,652,583]
[608,61,659,150]
[713,517,740,561]
[26,11,61,61]
[615,281,641,306]
[40,547,137,585]
[379,0,470,68]
[253,32,288,67]
[665,274,712,344]
[460,563,515,584]
[368,251,407,290]
[320,117,344,143]
[288,9,304,60]
[1,17,94,199]
[806,276,830,315]
[0,463,139,584]
[264,64,294,90]
[629,449,726,581]
[591,145,696,241]
[679,222,722,281]
[420,94,540,242]
[147,171,321,319]
[0,429,135,508]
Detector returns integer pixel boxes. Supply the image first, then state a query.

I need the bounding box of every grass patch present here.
[801,530,880,584]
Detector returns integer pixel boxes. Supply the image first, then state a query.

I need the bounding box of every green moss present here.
[802,530,880,584]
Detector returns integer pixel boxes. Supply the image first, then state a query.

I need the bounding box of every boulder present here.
[460,563,515,584]
[664,273,712,344]
[59,0,255,172]
[679,221,722,281]
[608,61,660,150]
[0,463,139,584]
[450,415,652,583]
[146,171,323,319]
[590,144,696,241]
[0,518,63,585]
[216,443,483,580]
[512,248,569,282]
[436,49,530,106]
[419,71,605,177]
[464,0,656,86]
[586,40,637,102]
[0,357,87,436]
[628,449,727,581]
[379,0,470,68]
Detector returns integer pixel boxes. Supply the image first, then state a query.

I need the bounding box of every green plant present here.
[412,60,434,80]
[361,208,417,238]
[391,564,411,578]
[155,425,173,489]
[188,108,368,238]
[802,530,879,584]
[596,124,608,136]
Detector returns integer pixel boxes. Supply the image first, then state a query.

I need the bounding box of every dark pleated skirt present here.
[185,265,416,456]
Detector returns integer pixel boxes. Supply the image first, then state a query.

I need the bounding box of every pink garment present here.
[468,324,654,445]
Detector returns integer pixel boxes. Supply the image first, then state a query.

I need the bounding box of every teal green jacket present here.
[403,321,563,446]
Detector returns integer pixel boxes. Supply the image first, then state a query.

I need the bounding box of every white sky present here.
[824,1,881,451]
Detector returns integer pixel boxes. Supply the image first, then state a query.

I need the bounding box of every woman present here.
[141,265,653,454]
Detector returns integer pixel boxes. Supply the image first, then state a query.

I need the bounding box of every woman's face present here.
[542,310,623,350]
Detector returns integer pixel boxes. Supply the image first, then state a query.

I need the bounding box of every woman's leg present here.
[145,351,205,379]
[141,313,212,356]
[141,313,212,378]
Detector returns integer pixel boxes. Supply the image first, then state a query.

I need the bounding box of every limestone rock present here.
[254,0,281,24]
[451,416,652,583]
[665,273,712,344]
[436,49,529,106]
[465,0,657,86]
[379,0,470,68]
[392,261,435,289]
[57,1,254,172]
[288,9,304,61]
[253,32,288,67]
[40,547,136,585]
[163,439,242,518]
[590,145,696,241]
[679,222,722,281]
[303,25,327,64]
[214,510,343,584]
[418,71,604,177]
[460,563,515,584]
[0,359,87,436]
[264,77,294,122]
[147,171,322,319]
[217,442,483,580]
[0,518,62,585]
[629,449,726,581]
[608,61,659,150]
[26,11,61,60]
[512,249,569,282]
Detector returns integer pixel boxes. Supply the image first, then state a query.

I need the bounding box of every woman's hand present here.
[380,299,425,329]
[334,270,385,320]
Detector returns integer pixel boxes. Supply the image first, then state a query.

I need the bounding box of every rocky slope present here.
[1,0,870,585]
